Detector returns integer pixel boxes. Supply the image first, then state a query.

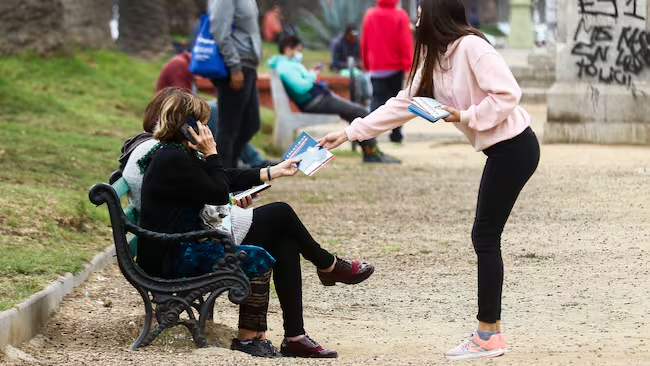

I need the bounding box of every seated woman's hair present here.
[146,87,211,142]
[143,87,181,133]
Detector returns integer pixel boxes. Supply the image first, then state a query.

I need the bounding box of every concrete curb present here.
[0,245,116,350]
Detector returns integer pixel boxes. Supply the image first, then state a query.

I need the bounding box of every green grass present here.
[0,45,334,311]
[0,50,165,310]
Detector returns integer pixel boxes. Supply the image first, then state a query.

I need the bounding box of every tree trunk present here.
[61,0,113,49]
[167,0,205,36]
[117,0,170,58]
[0,0,66,56]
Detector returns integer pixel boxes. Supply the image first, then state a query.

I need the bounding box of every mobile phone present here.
[180,116,199,144]
[315,63,324,71]
[233,183,271,201]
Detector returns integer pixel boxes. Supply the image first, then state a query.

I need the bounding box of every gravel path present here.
[2,139,649,366]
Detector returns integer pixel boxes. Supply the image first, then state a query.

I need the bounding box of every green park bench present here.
[88,170,251,349]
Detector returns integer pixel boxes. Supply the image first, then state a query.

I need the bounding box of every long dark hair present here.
[408,0,489,97]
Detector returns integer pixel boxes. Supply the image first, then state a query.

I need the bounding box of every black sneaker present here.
[231,338,282,358]
[259,338,283,357]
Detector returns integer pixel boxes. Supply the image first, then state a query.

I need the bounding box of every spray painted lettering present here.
[571,0,649,93]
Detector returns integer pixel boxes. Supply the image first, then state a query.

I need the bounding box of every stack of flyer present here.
[283,132,335,176]
[408,97,451,123]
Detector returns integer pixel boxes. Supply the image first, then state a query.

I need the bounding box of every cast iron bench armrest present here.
[88,176,252,349]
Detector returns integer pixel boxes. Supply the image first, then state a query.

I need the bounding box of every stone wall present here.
[545,0,650,144]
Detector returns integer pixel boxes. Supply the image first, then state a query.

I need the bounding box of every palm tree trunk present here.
[61,0,113,48]
[117,0,170,58]
[0,0,66,56]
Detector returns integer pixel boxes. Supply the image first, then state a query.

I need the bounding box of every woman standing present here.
[319,0,540,360]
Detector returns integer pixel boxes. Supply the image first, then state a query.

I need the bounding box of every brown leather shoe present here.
[281,335,338,358]
[317,256,374,286]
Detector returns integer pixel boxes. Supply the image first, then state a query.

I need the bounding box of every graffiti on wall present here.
[571,0,649,94]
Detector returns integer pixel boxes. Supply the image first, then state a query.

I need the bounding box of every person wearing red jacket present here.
[361,0,414,144]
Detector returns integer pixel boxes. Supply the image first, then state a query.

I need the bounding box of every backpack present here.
[189,14,229,79]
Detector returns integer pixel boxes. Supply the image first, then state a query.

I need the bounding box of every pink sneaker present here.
[444,333,506,360]
[497,333,508,351]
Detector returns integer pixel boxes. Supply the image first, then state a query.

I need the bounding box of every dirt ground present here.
[2,135,649,365]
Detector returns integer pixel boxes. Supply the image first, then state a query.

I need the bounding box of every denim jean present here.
[207,100,265,167]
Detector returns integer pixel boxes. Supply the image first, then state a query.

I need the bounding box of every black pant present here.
[212,67,261,168]
[473,127,540,323]
[301,93,376,147]
[371,72,404,143]
[242,202,335,337]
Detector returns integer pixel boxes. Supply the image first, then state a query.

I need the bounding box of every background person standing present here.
[209,0,262,168]
[361,0,414,145]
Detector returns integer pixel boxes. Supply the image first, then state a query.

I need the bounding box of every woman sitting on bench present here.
[131,87,374,358]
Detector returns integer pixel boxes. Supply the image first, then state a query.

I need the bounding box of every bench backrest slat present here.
[269,70,294,116]
[111,177,138,257]
[112,177,130,199]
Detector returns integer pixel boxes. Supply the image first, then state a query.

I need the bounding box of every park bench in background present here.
[268,70,341,149]
[88,171,251,349]
[195,73,358,150]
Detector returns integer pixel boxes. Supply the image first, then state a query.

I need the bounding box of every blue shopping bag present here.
[189,14,228,79]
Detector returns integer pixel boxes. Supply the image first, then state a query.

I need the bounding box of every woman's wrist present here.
[341,128,350,142]
[203,148,218,157]
[269,165,282,180]
[260,166,277,182]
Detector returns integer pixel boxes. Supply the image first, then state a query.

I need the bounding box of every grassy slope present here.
[0,50,166,310]
[0,43,329,311]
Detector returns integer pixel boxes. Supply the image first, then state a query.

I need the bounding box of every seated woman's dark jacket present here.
[138,144,262,278]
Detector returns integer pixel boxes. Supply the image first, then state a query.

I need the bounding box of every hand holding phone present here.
[233,183,271,201]
[184,120,218,157]
[180,116,200,145]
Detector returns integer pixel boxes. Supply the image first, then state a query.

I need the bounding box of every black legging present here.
[473,127,540,323]
[242,202,335,337]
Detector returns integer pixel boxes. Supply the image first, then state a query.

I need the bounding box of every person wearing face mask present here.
[267,35,400,164]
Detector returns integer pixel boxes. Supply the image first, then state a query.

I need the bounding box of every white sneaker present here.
[444,333,506,360]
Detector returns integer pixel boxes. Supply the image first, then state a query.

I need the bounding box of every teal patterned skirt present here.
[173,241,275,279]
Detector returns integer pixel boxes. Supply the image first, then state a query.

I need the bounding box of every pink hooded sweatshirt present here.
[345,35,530,151]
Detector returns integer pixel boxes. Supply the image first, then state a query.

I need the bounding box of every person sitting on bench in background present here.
[330,24,372,106]
[267,35,401,164]
[155,50,280,169]
[124,87,375,358]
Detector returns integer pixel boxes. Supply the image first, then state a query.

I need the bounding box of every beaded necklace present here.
[136,141,202,174]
